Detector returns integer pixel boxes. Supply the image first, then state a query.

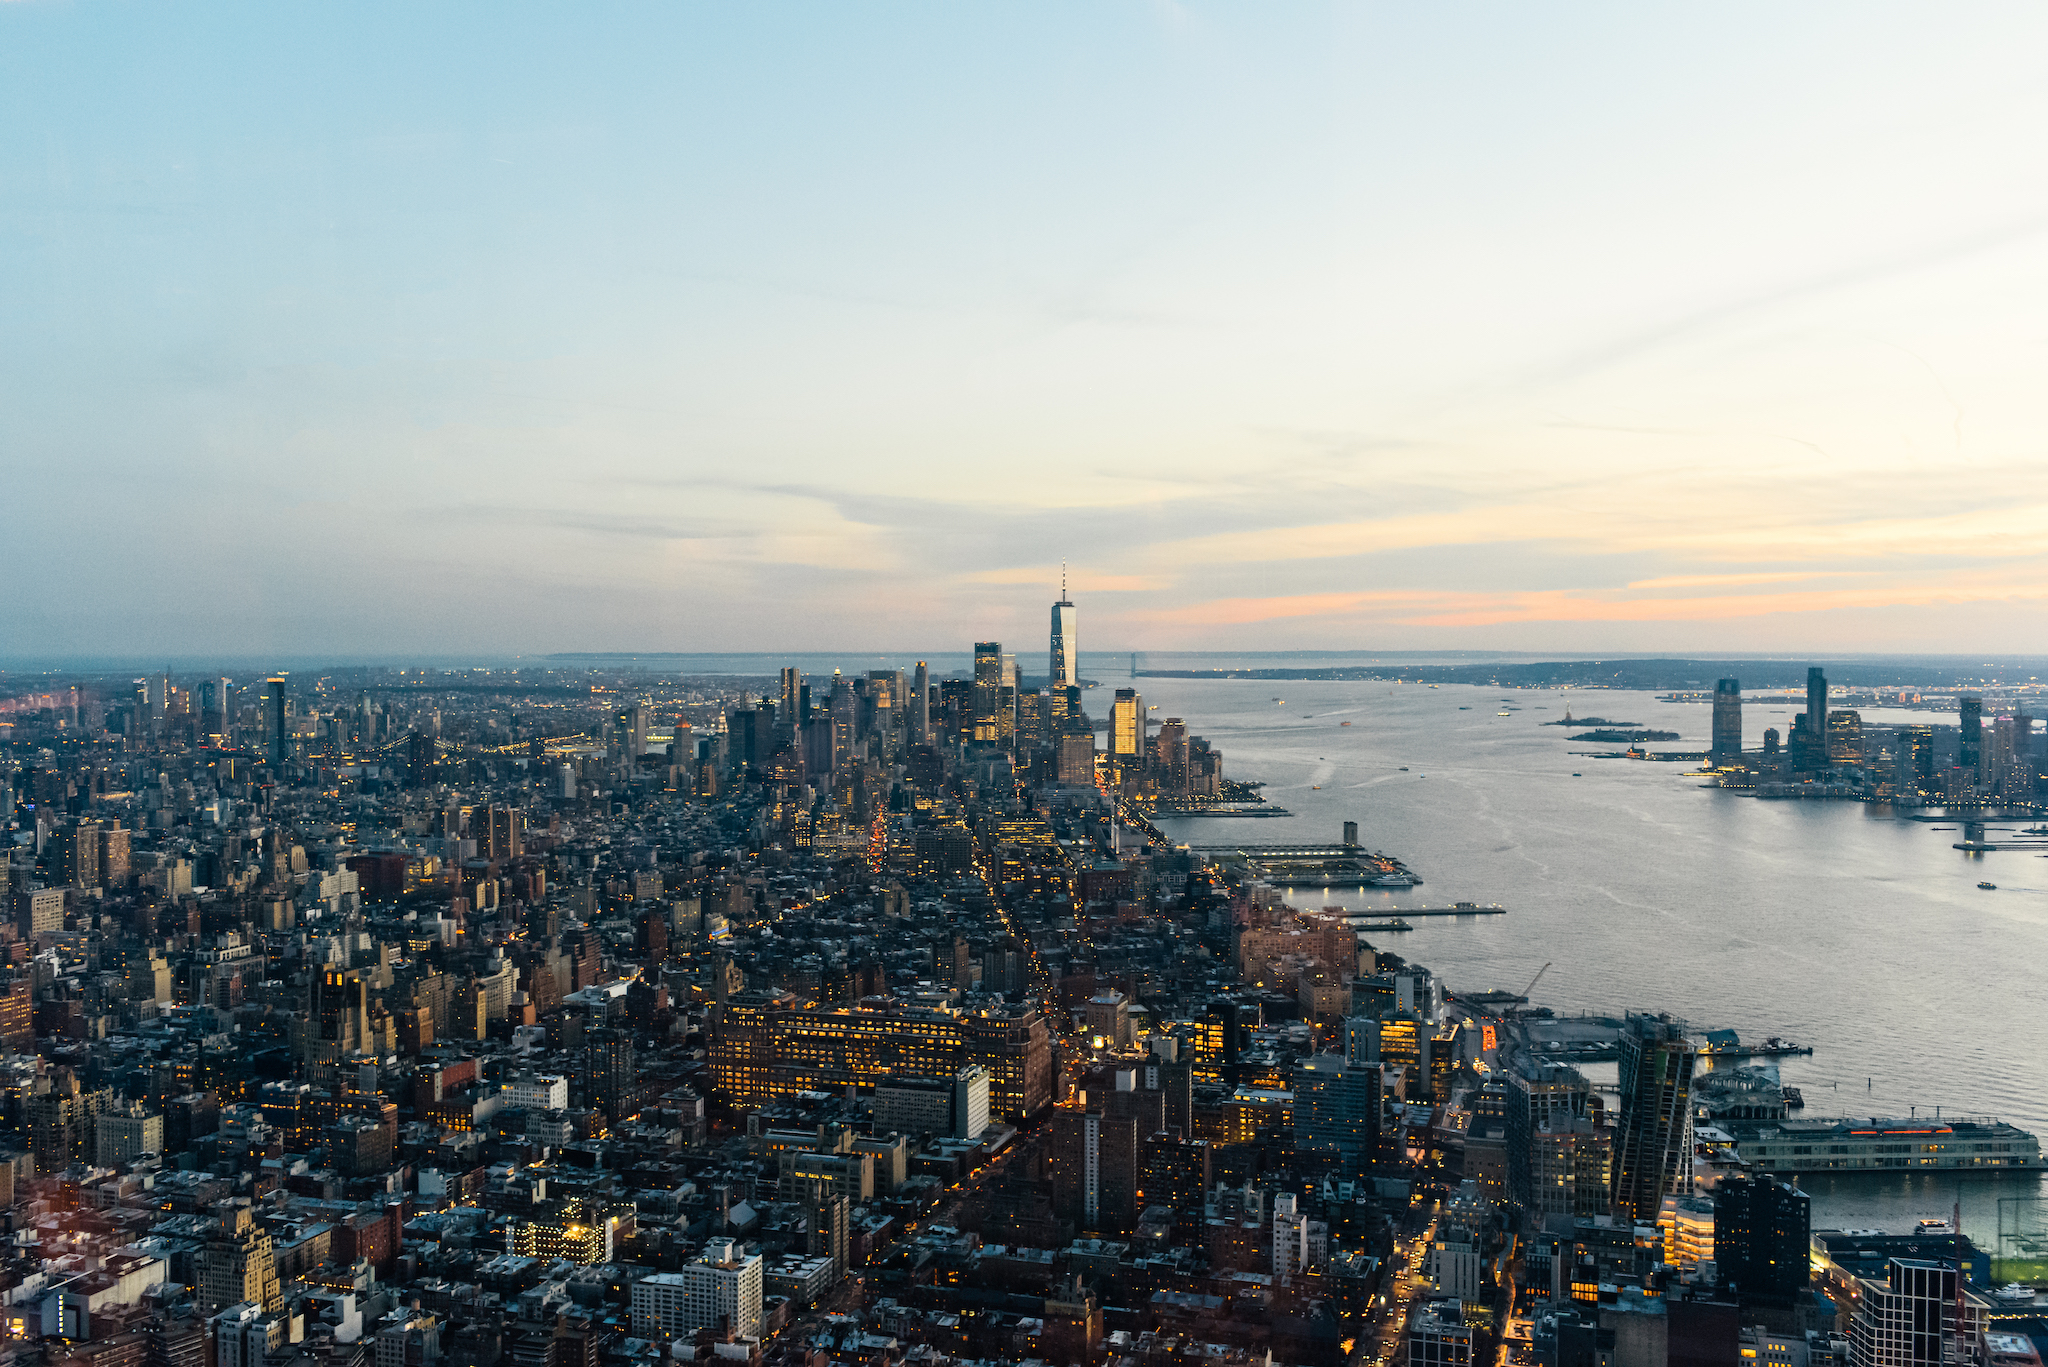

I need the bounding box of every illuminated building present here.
[199,1202,281,1313]
[1111,688,1144,761]
[1827,710,1865,767]
[1711,678,1742,762]
[1272,1192,1328,1282]
[1730,1115,2041,1172]
[95,1100,163,1165]
[1051,589,1078,691]
[631,1239,762,1340]
[972,643,1004,744]
[1611,1012,1693,1223]
[962,1009,1053,1120]
[1407,1303,1473,1366]
[511,1196,620,1265]
[1961,693,1984,772]
[1657,1194,1715,1270]
[28,1067,112,1169]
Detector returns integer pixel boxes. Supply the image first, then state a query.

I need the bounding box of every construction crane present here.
[1520,961,1552,1001]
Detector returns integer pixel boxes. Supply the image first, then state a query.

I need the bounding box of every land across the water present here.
[1574,729,1681,742]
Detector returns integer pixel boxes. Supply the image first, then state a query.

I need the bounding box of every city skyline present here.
[7,5,2048,656]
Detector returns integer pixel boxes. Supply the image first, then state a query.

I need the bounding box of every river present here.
[1137,675,2048,1239]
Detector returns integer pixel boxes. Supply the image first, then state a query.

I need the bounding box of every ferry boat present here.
[1979,881,1997,890]
[1729,1116,2044,1173]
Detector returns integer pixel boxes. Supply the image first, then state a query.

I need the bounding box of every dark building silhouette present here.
[1713,1173,1811,1308]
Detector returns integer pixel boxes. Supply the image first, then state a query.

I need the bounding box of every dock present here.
[1190,840,1422,887]
[1341,903,1505,920]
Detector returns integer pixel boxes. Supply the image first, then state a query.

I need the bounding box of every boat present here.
[1368,874,1415,887]
[1978,881,1997,890]
[1398,767,1409,771]
[1572,773,1581,777]
[1312,785,1322,790]
[1994,1283,2036,1305]
[1340,721,1352,726]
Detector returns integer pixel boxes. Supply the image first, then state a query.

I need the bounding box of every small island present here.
[1542,714,1642,727]
[1575,728,1682,742]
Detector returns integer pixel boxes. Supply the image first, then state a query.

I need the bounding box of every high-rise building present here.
[1902,725,1936,795]
[198,1202,281,1313]
[1711,679,1742,762]
[1611,1012,1693,1223]
[1292,1054,1379,1165]
[1139,1130,1211,1241]
[972,643,1004,744]
[1111,688,1144,760]
[1827,710,1865,767]
[584,1028,637,1124]
[1713,1173,1810,1307]
[267,678,289,767]
[1848,1258,1978,1367]
[1961,694,1984,772]
[1806,667,1829,763]
[1051,1103,1139,1235]
[1051,588,1078,692]
[1505,1058,1592,1216]
[911,661,930,743]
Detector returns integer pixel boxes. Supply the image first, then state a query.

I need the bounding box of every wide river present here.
[1140,676,2047,1238]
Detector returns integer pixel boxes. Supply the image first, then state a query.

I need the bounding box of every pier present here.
[1188,838,1422,887]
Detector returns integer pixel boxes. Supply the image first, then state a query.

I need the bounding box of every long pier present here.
[1341,903,1505,920]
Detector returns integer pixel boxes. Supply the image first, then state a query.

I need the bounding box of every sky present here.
[5,2,2048,659]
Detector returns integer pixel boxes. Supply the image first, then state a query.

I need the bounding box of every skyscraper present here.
[1611,1012,1693,1223]
[911,661,929,743]
[1051,581,1078,691]
[1805,667,1829,764]
[1961,694,1983,772]
[1711,679,1742,763]
[1111,688,1145,760]
[1712,1173,1810,1307]
[267,678,288,768]
[972,643,1003,744]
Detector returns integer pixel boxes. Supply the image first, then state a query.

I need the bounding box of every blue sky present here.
[6,3,2048,656]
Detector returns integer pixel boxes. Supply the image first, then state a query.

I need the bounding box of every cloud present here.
[1625,571,1874,590]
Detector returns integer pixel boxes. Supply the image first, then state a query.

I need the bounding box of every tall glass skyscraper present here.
[1711,679,1742,763]
[1050,589,1077,691]
[1612,1012,1693,1223]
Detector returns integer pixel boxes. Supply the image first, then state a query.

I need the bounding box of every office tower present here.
[267,678,288,767]
[828,676,856,775]
[780,667,800,736]
[1827,710,1865,767]
[27,1067,112,1169]
[1155,717,1189,791]
[585,1028,636,1123]
[911,661,930,742]
[972,643,1003,744]
[1292,1054,1379,1164]
[1713,1173,1810,1307]
[631,1239,763,1340]
[1111,688,1144,760]
[1762,727,1780,759]
[1051,587,1078,691]
[1961,694,1984,772]
[1611,1013,1693,1223]
[1806,667,1829,762]
[1505,1058,1592,1215]
[1711,679,1742,762]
